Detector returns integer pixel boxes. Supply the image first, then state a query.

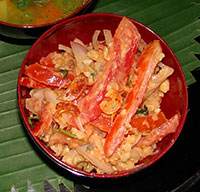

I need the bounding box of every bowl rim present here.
[0,0,92,29]
[17,12,188,179]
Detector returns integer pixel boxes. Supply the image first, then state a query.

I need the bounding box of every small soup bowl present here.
[17,13,188,181]
[0,0,93,39]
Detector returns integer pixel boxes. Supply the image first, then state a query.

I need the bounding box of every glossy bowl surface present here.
[0,0,92,39]
[17,13,188,179]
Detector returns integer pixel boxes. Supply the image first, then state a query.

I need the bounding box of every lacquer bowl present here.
[0,0,93,39]
[17,13,188,181]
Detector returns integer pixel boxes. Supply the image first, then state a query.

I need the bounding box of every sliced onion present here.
[92,30,101,50]
[131,134,142,148]
[76,146,114,174]
[44,88,59,105]
[58,44,73,55]
[29,88,44,100]
[75,116,85,133]
[70,41,88,60]
[26,97,41,115]
[144,64,174,99]
[73,38,86,47]
[70,41,88,74]
[26,89,44,115]
[103,29,113,47]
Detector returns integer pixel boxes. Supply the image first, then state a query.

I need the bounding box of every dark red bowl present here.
[0,0,93,39]
[17,13,188,180]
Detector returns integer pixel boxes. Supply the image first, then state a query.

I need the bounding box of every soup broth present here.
[0,0,87,25]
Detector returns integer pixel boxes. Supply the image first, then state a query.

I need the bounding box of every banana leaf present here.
[0,0,200,191]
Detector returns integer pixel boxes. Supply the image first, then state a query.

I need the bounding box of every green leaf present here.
[93,0,200,85]
[0,0,199,192]
[13,0,31,10]
[12,0,49,10]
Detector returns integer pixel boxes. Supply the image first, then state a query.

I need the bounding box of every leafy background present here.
[0,0,200,191]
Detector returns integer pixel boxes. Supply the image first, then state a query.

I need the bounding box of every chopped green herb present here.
[52,129,58,133]
[28,114,40,126]
[86,146,90,151]
[136,105,149,116]
[12,0,49,10]
[59,69,68,78]
[59,129,77,139]
[91,72,96,81]
[127,80,132,86]
[13,0,30,10]
[89,64,97,81]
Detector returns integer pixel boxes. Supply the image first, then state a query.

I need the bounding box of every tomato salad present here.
[20,17,179,174]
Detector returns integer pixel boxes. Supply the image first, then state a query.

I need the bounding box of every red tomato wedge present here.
[24,63,74,88]
[90,114,112,132]
[136,113,179,147]
[40,53,55,68]
[77,17,141,125]
[104,40,164,157]
[130,111,167,133]
[32,121,43,135]
[20,77,54,88]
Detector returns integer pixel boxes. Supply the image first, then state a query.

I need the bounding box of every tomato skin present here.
[24,63,74,88]
[40,54,55,68]
[20,77,54,88]
[90,114,112,132]
[104,40,164,157]
[137,113,179,147]
[130,112,167,133]
[32,121,43,135]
